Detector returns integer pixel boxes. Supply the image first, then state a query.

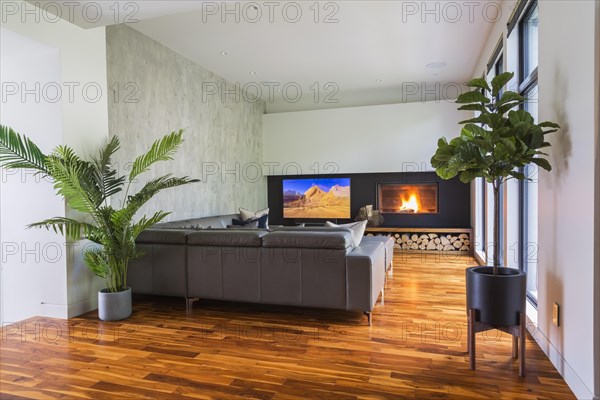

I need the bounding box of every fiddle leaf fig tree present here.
[431,72,559,275]
[0,125,199,292]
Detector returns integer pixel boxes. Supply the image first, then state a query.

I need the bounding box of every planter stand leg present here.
[512,336,518,359]
[519,312,526,377]
[389,260,393,276]
[468,308,476,370]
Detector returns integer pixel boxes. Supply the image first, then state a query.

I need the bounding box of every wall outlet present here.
[552,303,560,326]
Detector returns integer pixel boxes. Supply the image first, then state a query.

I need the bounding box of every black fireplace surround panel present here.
[267,171,470,228]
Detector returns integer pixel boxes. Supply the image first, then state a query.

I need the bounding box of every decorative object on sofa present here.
[355,205,385,227]
[0,125,198,321]
[430,72,559,376]
[325,220,367,247]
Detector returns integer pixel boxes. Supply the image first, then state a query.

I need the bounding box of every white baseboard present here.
[40,303,68,319]
[526,319,595,399]
[67,296,97,318]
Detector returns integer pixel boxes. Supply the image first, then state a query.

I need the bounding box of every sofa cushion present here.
[262,231,354,250]
[187,230,268,247]
[362,235,394,270]
[325,220,367,247]
[154,214,240,229]
[136,229,192,244]
[271,226,349,232]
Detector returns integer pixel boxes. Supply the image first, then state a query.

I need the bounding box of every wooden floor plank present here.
[1,253,575,399]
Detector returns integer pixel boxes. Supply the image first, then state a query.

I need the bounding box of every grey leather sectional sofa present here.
[128,214,393,325]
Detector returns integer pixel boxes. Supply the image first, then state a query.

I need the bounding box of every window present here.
[476,45,505,265]
[475,177,486,254]
[518,0,539,305]
[521,4,538,83]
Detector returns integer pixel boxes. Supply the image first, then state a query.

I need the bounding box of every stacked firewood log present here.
[366,232,470,252]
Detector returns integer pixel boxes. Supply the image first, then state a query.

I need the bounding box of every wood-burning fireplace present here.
[377,183,439,214]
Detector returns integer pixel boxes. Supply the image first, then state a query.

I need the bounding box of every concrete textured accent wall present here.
[106,24,266,221]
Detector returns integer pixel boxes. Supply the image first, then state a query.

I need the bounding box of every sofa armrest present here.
[345,242,386,312]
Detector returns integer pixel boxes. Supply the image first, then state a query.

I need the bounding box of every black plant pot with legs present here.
[466,267,527,326]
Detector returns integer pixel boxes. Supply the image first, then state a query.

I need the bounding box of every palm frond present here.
[117,175,198,226]
[0,124,49,174]
[129,129,184,180]
[90,136,125,203]
[45,147,103,215]
[28,217,99,241]
[83,247,110,279]
[132,211,171,239]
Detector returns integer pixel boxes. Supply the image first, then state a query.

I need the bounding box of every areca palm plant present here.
[0,125,198,293]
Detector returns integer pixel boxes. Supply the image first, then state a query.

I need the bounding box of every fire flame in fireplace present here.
[399,193,421,213]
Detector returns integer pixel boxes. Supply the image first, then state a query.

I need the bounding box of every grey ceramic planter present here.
[98,287,132,321]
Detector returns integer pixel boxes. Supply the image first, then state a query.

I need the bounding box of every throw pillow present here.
[232,214,268,228]
[325,220,367,247]
[240,207,269,229]
[227,220,259,229]
[239,207,269,220]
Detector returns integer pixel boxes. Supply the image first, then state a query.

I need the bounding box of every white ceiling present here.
[27,1,497,112]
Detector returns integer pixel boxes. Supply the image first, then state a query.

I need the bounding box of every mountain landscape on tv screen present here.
[283,179,350,218]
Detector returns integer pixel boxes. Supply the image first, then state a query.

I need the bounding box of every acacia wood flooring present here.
[0,253,575,399]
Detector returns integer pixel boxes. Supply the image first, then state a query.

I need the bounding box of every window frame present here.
[517,0,539,307]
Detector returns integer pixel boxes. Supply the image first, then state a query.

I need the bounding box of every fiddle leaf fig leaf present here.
[459,170,478,183]
[531,157,552,171]
[458,104,487,112]
[509,171,527,180]
[538,121,560,129]
[491,72,514,97]
[456,91,490,104]
[495,91,525,110]
[465,78,491,92]
[508,109,535,125]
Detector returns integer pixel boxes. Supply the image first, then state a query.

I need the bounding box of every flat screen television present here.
[282,178,351,219]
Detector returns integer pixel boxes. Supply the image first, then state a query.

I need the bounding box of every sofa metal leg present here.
[364,311,372,326]
[389,261,393,276]
[186,297,199,315]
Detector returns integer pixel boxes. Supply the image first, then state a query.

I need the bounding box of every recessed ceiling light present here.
[220,51,229,55]
[426,62,447,69]
[250,71,257,75]
[375,79,383,83]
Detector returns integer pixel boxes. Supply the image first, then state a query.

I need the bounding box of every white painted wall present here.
[0,29,66,323]
[469,1,599,398]
[263,101,469,174]
[537,2,597,398]
[1,1,109,319]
